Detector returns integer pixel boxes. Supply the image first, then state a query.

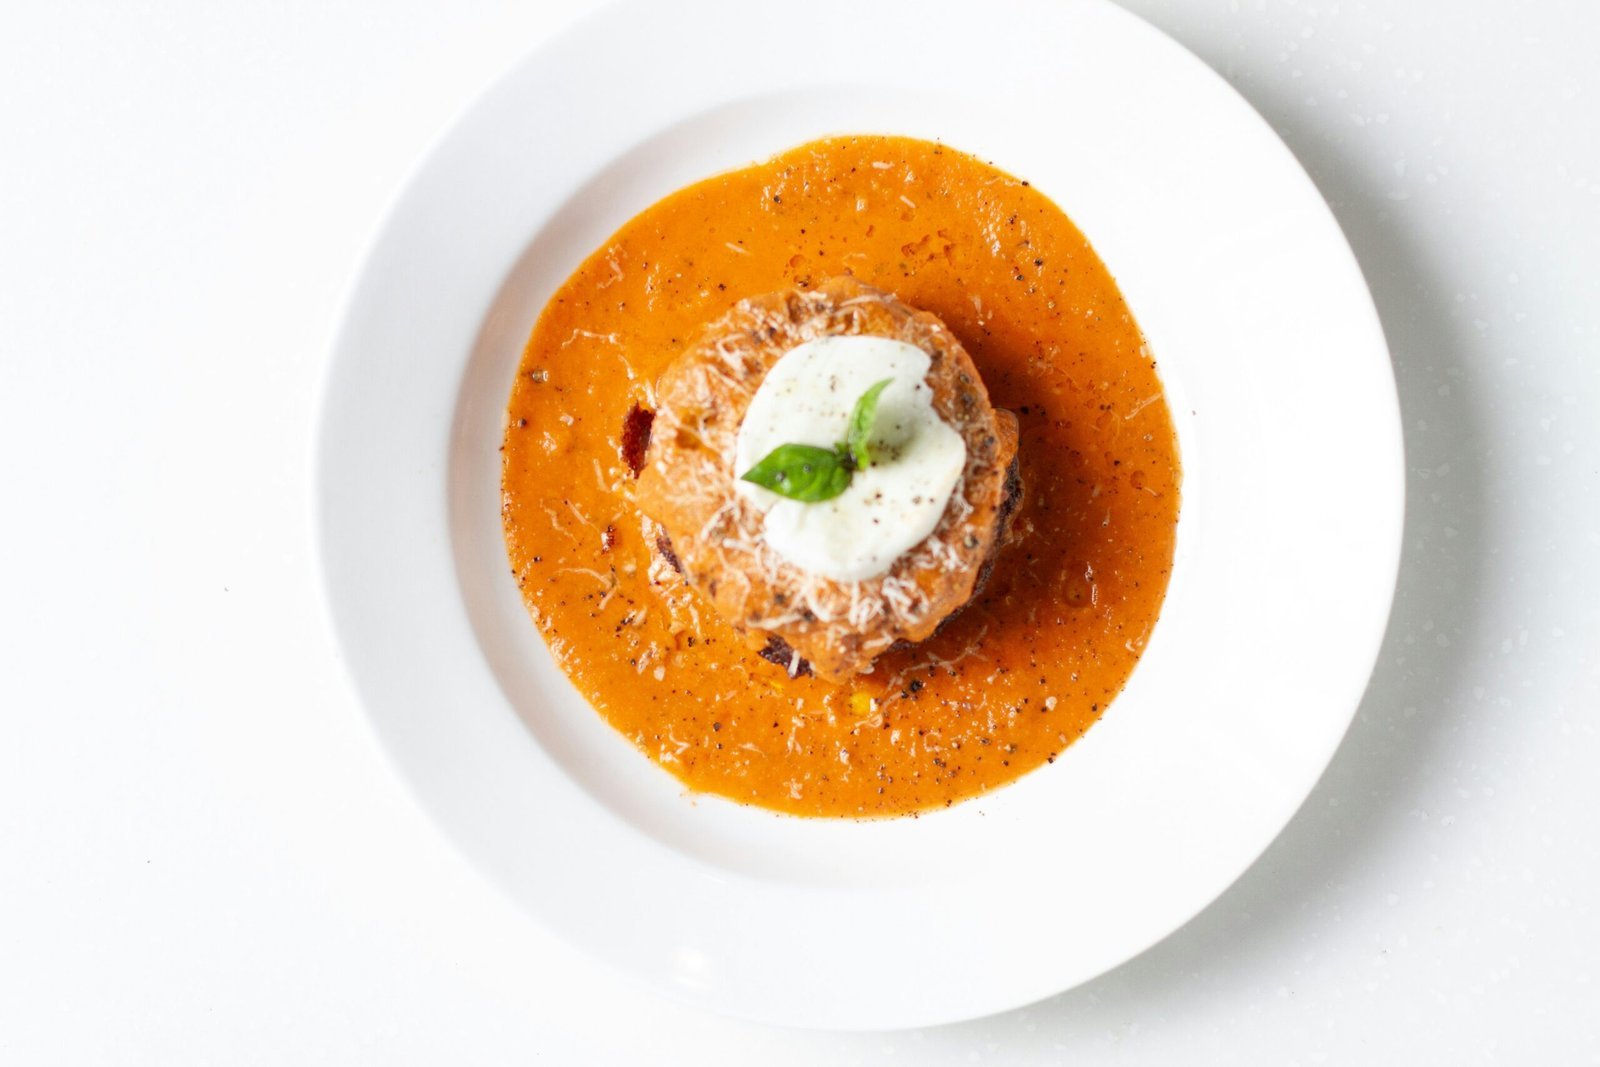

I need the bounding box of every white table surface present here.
[3,0,1596,1061]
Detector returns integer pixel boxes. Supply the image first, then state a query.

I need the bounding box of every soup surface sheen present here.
[502,135,1180,817]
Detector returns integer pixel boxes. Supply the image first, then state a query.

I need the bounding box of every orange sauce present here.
[502,135,1179,817]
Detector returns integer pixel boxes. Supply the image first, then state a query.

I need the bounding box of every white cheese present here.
[734,335,966,582]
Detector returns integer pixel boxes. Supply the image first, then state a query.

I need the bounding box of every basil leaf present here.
[740,443,852,502]
[844,377,894,470]
[739,379,899,504]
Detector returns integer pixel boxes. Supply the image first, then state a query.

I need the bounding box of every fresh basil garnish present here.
[739,443,852,502]
[843,377,893,471]
[740,378,897,503]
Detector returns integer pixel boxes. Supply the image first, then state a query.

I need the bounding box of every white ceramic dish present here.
[315,0,1403,1030]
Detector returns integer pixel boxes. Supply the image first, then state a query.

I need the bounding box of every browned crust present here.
[619,402,653,477]
[634,277,1019,682]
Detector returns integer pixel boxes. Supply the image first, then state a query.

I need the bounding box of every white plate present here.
[315,0,1402,1031]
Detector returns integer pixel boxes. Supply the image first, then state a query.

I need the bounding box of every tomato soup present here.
[502,135,1179,817]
